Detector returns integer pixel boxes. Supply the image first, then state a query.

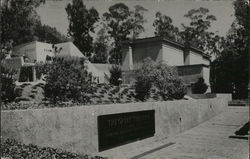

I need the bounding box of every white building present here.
[3,41,107,83]
[121,36,211,92]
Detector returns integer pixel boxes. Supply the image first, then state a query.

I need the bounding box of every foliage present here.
[44,57,93,103]
[1,66,17,102]
[91,27,110,63]
[134,58,156,101]
[0,0,44,46]
[129,5,148,39]
[65,0,99,59]
[0,0,65,60]
[180,7,219,55]
[103,3,131,64]
[192,77,208,94]
[35,62,51,79]
[153,12,180,41]
[103,3,147,64]
[109,65,122,86]
[34,22,68,43]
[210,0,249,99]
[1,138,107,159]
[153,63,187,100]
[135,58,186,101]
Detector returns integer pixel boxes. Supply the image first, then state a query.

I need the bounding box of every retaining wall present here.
[1,94,231,155]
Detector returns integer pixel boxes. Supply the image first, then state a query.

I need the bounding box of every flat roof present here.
[122,36,211,59]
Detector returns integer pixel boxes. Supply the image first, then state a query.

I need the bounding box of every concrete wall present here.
[36,42,54,62]
[189,51,204,65]
[13,41,37,62]
[1,94,231,155]
[162,44,184,65]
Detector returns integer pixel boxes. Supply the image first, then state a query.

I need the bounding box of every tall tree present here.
[129,5,148,39]
[103,3,147,64]
[103,3,131,64]
[153,12,179,41]
[91,27,110,63]
[65,0,99,58]
[1,0,45,52]
[181,7,218,55]
[210,0,249,99]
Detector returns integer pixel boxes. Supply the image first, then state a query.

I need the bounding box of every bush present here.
[134,58,156,101]
[135,58,186,101]
[44,57,93,104]
[192,77,208,94]
[35,62,50,80]
[109,65,122,86]
[1,138,107,159]
[153,64,186,100]
[1,66,17,102]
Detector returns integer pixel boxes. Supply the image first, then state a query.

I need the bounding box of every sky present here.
[36,0,236,38]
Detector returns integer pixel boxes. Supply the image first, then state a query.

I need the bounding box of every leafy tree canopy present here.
[65,0,99,59]
[153,12,179,41]
[103,3,147,64]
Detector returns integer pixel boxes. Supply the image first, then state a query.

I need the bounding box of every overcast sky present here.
[36,0,235,38]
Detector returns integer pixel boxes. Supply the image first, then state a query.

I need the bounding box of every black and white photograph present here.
[0,0,249,158]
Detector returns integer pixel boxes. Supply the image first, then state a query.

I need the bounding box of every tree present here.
[103,3,147,64]
[181,7,220,55]
[91,27,110,63]
[129,5,148,39]
[103,3,131,64]
[34,22,68,44]
[153,12,179,41]
[65,0,99,59]
[1,0,44,47]
[210,0,249,99]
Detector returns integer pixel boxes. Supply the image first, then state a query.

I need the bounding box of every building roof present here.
[122,36,211,59]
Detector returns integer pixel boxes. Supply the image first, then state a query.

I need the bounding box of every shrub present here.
[109,65,122,86]
[153,64,186,100]
[192,77,208,94]
[134,58,156,101]
[1,138,107,159]
[35,62,50,80]
[44,57,93,104]
[1,66,17,102]
[134,58,186,101]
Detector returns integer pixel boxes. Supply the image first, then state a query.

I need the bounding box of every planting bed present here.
[1,138,107,159]
[2,83,171,110]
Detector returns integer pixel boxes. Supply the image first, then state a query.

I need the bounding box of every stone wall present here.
[1,94,231,155]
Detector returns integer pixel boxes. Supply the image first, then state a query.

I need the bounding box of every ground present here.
[100,106,249,159]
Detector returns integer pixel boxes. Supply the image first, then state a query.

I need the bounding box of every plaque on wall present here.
[97,110,155,151]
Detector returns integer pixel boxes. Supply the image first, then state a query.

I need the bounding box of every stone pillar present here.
[32,66,36,82]
[184,49,190,65]
[121,43,133,71]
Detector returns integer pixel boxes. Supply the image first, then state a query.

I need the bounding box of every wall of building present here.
[189,51,204,65]
[162,44,184,66]
[12,42,37,62]
[203,67,210,85]
[1,94,231,156]
[132,42,162,70]
[36,42,54,62]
